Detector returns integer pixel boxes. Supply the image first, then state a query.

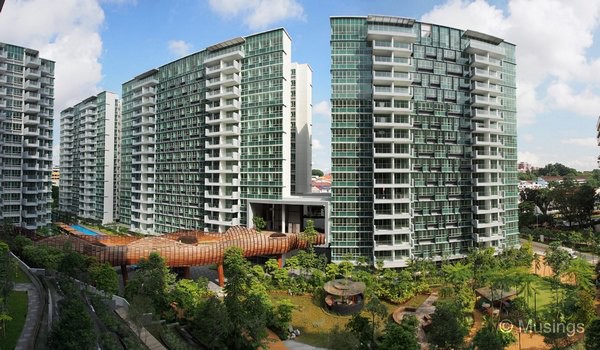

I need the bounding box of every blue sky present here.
[2,0,600,171]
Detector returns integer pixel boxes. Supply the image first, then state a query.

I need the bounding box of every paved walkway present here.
[282,340,327,350]
[14,282,42,350]
[393,293,438,350]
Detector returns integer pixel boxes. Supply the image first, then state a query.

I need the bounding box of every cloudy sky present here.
[1,0,600,172]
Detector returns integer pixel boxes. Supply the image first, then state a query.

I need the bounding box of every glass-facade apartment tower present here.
[119,29,313,234]
[0,43,54,230]
[59,92,121,224]
[330,16,518,266]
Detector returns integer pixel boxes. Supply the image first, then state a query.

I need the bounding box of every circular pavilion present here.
[323,279,366,315]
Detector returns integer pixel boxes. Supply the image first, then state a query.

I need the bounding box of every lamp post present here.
[518,327,522,350]
[533,288,537,321]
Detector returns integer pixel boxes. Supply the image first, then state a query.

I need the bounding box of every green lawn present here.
[0,291,28,350]
[524,276,568,313]
[269,292,407,348]
[12,265,30,284]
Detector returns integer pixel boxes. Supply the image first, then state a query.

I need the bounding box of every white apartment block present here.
[0,43,54,230]
[59,92,121,224]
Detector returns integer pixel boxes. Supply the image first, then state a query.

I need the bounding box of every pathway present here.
[393,293,438,350]
[13,282,42,350]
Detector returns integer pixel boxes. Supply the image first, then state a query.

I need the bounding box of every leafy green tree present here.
[563,289,596,327]
[252,216,266,232]
[22,244,64,270]
[58,249,91,281]
[346,314,372,350]
[379,315,420,350]
[0,242,13,304]
[223,247,271,349]
[327,325,360,350]
[473,320,516,350]
[269,299,295,339]
[544,242,571,277]
[519,188,552,215]
[168,278,210,316]
[48,287,96,349]
[537,163,578,177]
[564,258,594,292]
[264,258,289,289]
[427,301,468,350]
[191,297,232,349]
[311,169,324,177]
[585,319,600,350]
[125,252,176,314]
[88,262,118,295]
[364,296,388,346]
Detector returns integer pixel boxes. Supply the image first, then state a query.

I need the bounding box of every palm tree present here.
[0,311,11,337]
[563,258,594,292]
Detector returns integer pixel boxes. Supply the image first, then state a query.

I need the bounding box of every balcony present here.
[372,40,412,57]
[24,91,40,102]
[373,56,412,71]
[367,24,417,42]
[473,190,503,200]
[472,219,503,229]
[221,73,241,87]
[373,71,411,85]
[472,123,502,134]
[470,54,502,69]
[472,205,503,214]
[472,109,502,121]
[470,68,503,83]
[465,40,506,58]
[472,137,503,147]
[24,104,40,114]
[205,60,241,77]
[25,56,41,68]
[24,80,41,91]
[373,100,412,114]
[206,125,239,137]
[203,48,244,65]
[25,67,41,79]
[471,95,502,108]
[373,86,412,100]
[471,81,501,96]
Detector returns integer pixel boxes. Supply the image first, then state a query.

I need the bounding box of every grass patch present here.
[0,291,28,350]
[12,265,30,284]
[269,292,401,348]
[524,276,568,313]
[402,294,429,309]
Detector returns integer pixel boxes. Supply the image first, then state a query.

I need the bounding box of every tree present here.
[125,252,176,315]
[327,325,360,350]
[346,314,372,350]
[0,242,13,305]
[427,301,468,350]
[537,163,578,177]
[544,242,571,278]
[564,258,594,292]
[379,315,420,350]
[168,278,210,317]
[48,285,96,350]
[191,297,232,349]
[364,296,388,346]
[520,188,552,215]
[58,249,91,281]
[473,320,516,350]
[252,216,266,232]
[585,319,600,350]
[312,169,324,177]
[222,247,271,349]
[88,262,118,295]
[563,289,595,327]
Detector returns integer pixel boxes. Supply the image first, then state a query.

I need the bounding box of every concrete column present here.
[217,263,224,287]
[281,204,286,233]
[121,265,128,286]
[277,254,283,268]
[182,266,191,279]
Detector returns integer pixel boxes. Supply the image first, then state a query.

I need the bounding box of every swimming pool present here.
[71,224,100,236]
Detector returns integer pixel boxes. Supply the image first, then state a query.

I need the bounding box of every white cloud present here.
[546,82,600,117]
[560,137,597,147]
[523,134,534,143]
[0,0,106,165]
[518,151,542,167]
[313,100,330,119]
[421,0,600,124]
[207,0,305,30]
[168,40,192,57]
[312,139,323,150]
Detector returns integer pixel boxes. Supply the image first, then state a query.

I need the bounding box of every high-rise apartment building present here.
[0,43,54,230]
[119,29,322,235]
[59,91,121,224]
[330,16,518,266]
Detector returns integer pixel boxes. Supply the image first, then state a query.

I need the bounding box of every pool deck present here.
[58,223,103,237]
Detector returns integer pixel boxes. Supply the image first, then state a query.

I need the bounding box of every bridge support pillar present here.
[217,263,224,287]
[277,254,283,268]
[182,266,191,279]
[121,265,128,286]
